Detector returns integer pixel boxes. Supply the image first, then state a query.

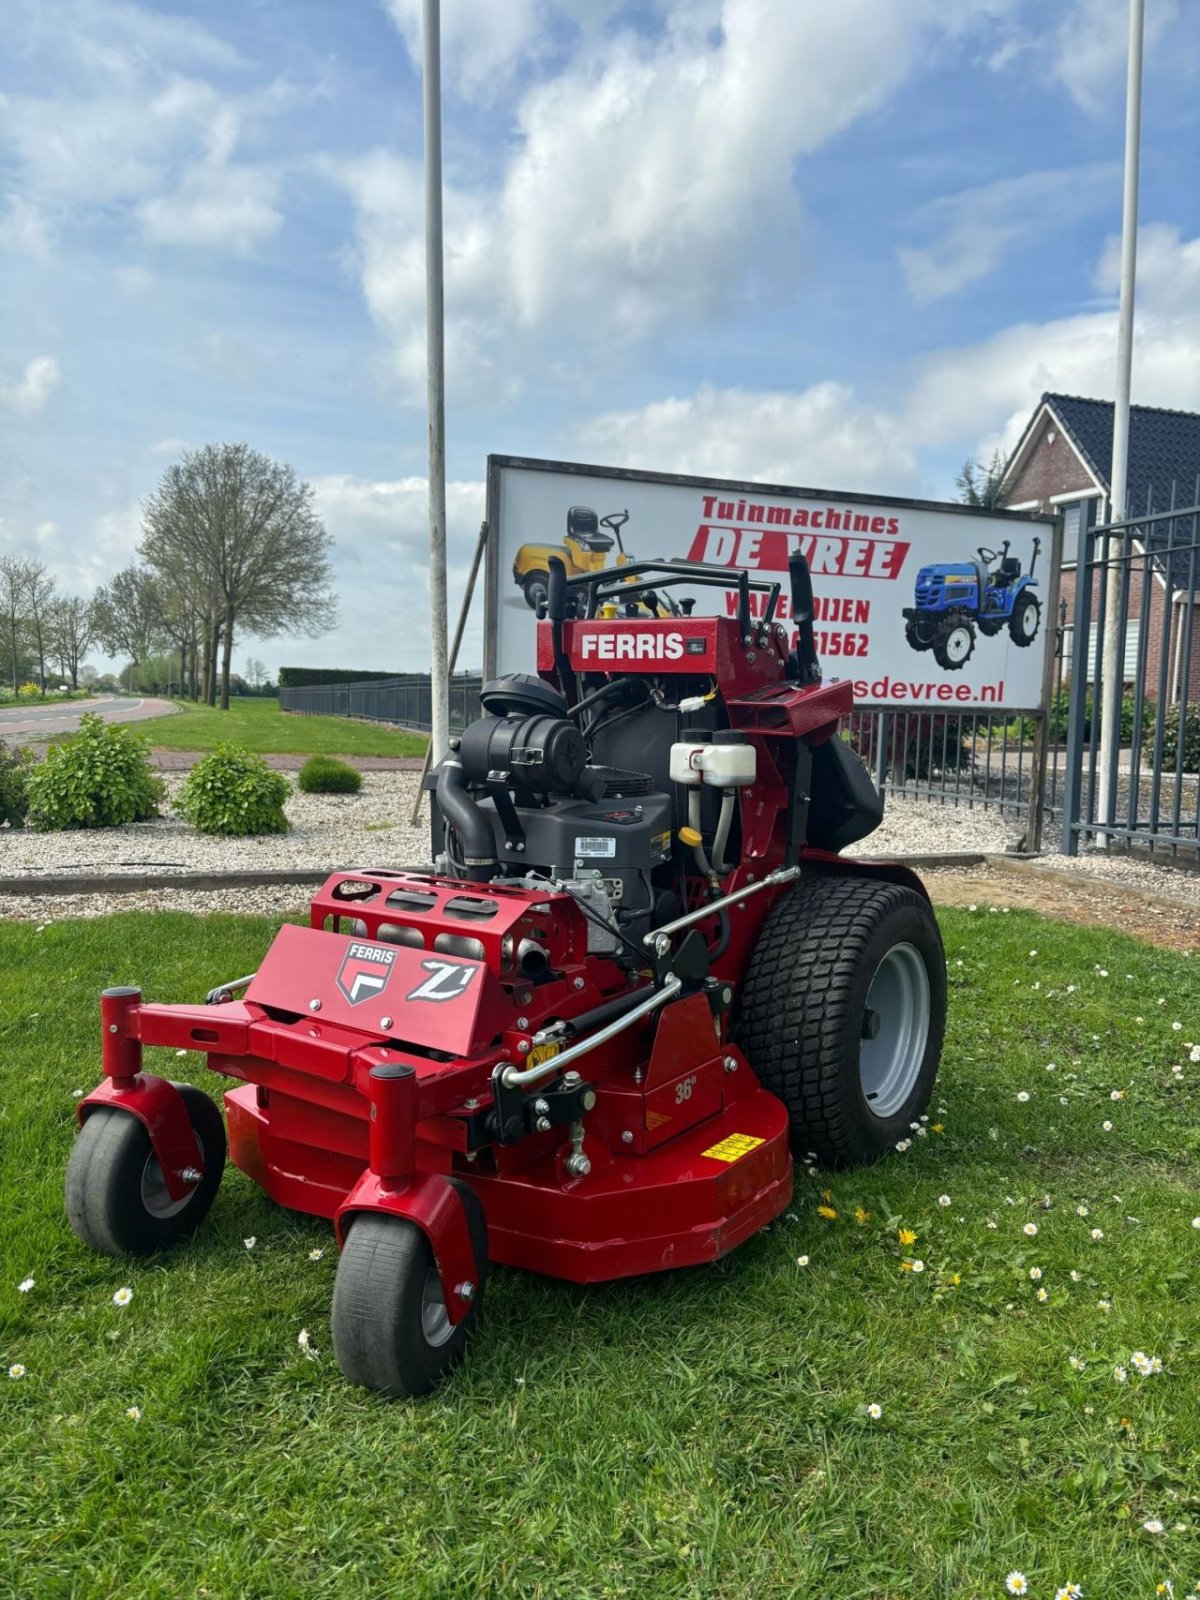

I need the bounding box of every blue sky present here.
[1,0,1197,673]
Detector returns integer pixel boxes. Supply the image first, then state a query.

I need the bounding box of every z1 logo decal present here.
[336,942,397,1006]
[407,959,477,1004]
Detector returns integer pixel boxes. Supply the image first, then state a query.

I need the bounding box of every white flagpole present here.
[423,0,450,766]
[1097,0,1144,846]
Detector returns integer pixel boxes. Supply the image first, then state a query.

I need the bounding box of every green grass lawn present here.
[2,906,1198,1599]
[132,696,427,757]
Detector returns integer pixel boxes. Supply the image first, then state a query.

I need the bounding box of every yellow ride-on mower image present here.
[513,507,631,610]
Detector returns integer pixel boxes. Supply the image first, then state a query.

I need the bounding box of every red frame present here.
[79,608,922,1325]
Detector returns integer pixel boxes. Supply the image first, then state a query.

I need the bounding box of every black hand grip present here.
[547,555,568,620]
[789,549,820,685]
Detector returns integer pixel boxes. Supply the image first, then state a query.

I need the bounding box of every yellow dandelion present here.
[817,1204,837,1220]
[898,1227,917,1245]
[854,1206,870,1224]
[931,1123,945,1134]
[900,1259,914,1273]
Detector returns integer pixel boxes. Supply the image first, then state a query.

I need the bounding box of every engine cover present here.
[479,790,673,921]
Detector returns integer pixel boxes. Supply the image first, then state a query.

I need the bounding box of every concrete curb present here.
[0,851,997,899]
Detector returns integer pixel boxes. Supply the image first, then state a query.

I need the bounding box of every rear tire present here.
[331,1180,488,1397]
[933,613,975,671]
[734,876,946,1166]
[1009,592,1041,646]
[65,1084,226,1255]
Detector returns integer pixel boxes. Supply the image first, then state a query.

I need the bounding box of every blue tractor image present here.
[902,537,1042,671]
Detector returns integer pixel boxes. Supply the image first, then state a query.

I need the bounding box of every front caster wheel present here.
[331,1181,488,1398]
[65,1083,226,1255]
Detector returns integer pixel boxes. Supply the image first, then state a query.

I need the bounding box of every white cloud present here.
[0,7,281,255]
[575,224,1200,494]
[899,164,1117,302]
[308,474,486,669]
[342,0,1014,400]
[0,356,61,416]
[576,381,920,494]
[1051,0,1178,115]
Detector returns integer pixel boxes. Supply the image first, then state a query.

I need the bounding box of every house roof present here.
[1034,392,1200,514]
[1001,393,1200,588]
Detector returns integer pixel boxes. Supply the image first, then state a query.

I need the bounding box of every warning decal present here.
[701,1133,765,1164]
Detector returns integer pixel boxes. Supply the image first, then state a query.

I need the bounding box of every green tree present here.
[955,449,1009,508]
[140,443,337,712]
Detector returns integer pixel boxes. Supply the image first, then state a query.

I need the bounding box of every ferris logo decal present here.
[578,631,687,662]
[337,942,396,1006]
[406,959,477,1004]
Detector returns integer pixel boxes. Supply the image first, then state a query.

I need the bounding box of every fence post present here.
[874,710,889,802]
[1024,513,1064,853]
[1061,513,1096,855]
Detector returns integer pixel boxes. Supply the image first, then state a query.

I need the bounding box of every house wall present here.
[1058,553,1200,702]
[1004,413,1096,510]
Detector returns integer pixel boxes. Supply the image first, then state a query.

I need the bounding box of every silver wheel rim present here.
[945,626,971,663]
[859,942,930,1119]
[140,1132,202,1219]
[1019,603,1036,636]
[421,1262,454,1347]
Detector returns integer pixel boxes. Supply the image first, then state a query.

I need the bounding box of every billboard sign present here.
[485,457,1058,711]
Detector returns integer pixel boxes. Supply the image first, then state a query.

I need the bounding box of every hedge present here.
[277,668,397,689]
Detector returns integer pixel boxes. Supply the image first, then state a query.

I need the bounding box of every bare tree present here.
[93,566,164,688]
[244,655,267,688]
[0,555,35,691]
[24,563,56,689]
[48,595,99,690]
[141,443,336,711]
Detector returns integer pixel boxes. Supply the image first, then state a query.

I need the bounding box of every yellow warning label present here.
[528,1041,561,1069]
[701,1132,765,1164]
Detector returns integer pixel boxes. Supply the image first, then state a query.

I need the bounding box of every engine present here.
[431,673,683,952]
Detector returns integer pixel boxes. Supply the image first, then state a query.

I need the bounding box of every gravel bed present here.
[846,794,1021,858]
[1023,848,1200,901]
[2,773,430,879]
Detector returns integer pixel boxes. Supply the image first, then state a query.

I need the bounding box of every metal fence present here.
[280,672,484,733]
[1062,493,1200,859]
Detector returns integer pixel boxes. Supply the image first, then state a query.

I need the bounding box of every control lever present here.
[789,549,821,685]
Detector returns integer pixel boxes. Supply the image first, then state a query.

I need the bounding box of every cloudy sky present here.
[1,0,1197,674]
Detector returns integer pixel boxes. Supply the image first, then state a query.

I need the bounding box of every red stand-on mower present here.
[66,552,946,1396]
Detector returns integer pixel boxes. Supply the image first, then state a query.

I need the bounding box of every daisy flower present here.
[911,1259,926,1274]
[1075,1205,1089,1217]
[938,1194,952,1207]
[1036,1287,1048,1302]
[796,1255,810,1267]
[866,1403,882,1420]
[1006,1574,1029,1596]
[8,1364,26,1380]
[243,1237,256,1250]
[308,1248,324,1261]
[1054,1586,1083,1600]
[1023,1222,1039,1236]
[112,1287,133,1307]
[297,1328,319,1359]
[126,1406,141,1422]
[1098,1299,1111,1312]
[1068,1356,1085,1371]
[17,1278,34,1294]
[1090,1228,1104,1241]
[1143,1519,1165,1536]
[1110,1090,1124,1101]
[1102,1121,1113,1132]
[1069,1270,1082,1282]
[1114,1366,1128,1382]
[1192,1218,1200,1230]
[1029,1266,1042,1281]
[1016,1091,1030,1103]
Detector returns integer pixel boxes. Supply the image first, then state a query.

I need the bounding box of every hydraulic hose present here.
[711,789,736,876]
[435,758,497,882]
[687,789,717,879]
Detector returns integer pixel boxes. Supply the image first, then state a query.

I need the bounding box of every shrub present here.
[0,739,34,827]
[297,755,363,795]
[1141,703,1200,772]
[175,744,291,836]
[17,681,41,700]
[26,713,165,831]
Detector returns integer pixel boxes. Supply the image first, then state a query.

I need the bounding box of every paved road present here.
[0,694,178,744]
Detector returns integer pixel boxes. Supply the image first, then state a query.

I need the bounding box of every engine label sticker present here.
[701,1132,765,1164]
[574,836,617,858]
[405,958,477,1004]
[337,942,397,1006]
